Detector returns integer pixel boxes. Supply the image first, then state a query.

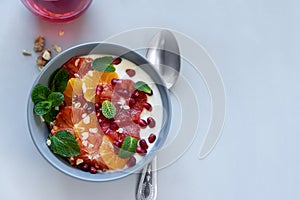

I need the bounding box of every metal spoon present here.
[136,30,181,200]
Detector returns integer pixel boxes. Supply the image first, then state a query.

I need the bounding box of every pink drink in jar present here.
[21,0,93,22]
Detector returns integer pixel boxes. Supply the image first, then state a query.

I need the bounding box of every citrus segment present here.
[99,136,129,170]
[63,57,92,78]
[63,78,82,106]
[51,106,85,135]
[98,71,118,84]
[73,112,102,138]
[81,70,118,102]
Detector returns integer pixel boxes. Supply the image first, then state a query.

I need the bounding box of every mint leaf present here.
[92,56,116,72]
[49,130,80,157]
[118,136,138,158]
[48,92,64,107]
[43,108,58,123]
[134,81,152,95]
[31,85,52,104]
[34,101,52,115]
[102,100,116,119]
[51,68,69,93]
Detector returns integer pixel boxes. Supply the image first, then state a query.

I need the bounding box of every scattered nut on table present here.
[52,44,62,53]
[34,35,45,52]
[59,29,65,36]
[37,49,51,70]
[22,50,32,56]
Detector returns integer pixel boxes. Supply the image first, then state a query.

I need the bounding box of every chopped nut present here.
[42,49,51,61]
[83,115,90,124]
[74,102,81,108]
[76,159,84,165]
[93,154,100,159]
[52,44,62,53]
[116,128,124,133]
[40,116,45,122]
[82,140,88,147]
[89,128,98,133]
[75,58,80,67]
[37,56,46,69]
[88,70,94,76]
[36,49,51,70]
[34,35,45,52]
[81,132,89,140]
[22,50,32,56]
[59,29,65,36]
[83,103,88,109]
[49,122,54,128]
[82,83,87,93]
[82,113,87,119]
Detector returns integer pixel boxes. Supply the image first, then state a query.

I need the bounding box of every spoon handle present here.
[136,156,157,200]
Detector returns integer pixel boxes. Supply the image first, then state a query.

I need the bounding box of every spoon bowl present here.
[145,30,181,89]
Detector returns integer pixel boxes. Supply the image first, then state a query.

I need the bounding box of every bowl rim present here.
[27,42,171,182]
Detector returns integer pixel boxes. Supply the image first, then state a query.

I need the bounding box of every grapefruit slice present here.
[63,57,92,78]
[52,106,85,134]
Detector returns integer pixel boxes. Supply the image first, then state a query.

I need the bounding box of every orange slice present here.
[98,71,118,84]
[81,70,118,102]
[99,136,129,170]
[63,78,82,106]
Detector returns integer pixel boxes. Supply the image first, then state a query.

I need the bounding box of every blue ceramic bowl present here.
[27,42,171,182]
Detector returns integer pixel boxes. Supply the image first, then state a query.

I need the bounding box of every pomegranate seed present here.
[61,101,66,107]
[117,88,129,97]
[147,117,156,128]
[128,98,136,107]
[98,118,103,123]
[95,103,100,109]
[81,163,90,171]
[96,111,101,118]
[131,90,139,98]
[139,139,149,150]
[126,69,136,77]
[112,57,122,65]
[127,156,136,167]
[90,166,97,174]
[111,78,121,86]
[148,133,156,143]
[138,119,148,128]
[143,102,152,111]
[110,122,119,130]
[96,85,103,92]
[113,140,122,148]
[136,146,147,155]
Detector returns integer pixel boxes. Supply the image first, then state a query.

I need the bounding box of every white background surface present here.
[1,0,300,199]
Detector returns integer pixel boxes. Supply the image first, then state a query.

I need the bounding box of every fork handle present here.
[136,156,157,200]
